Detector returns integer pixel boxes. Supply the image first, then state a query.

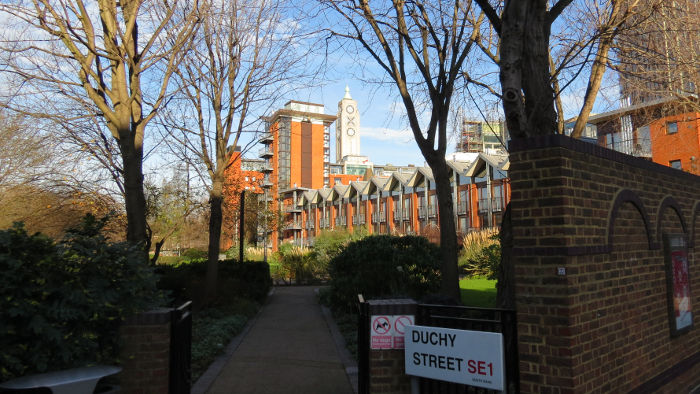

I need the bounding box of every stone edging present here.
[316,288,359,394]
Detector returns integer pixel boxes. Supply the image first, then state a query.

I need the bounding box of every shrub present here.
[309,227,369,280]
[0,217,162,381]
[328,235,441,312]
[182,248,208,260]
[157,258,272,307]
[459,229,501,279]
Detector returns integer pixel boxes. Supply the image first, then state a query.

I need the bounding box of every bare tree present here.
[568,0,649,138]
[322,0,485,300]
[0,109,124,238]
[162,0,314,297]
[0,0,199,251]
[614,0,700,109]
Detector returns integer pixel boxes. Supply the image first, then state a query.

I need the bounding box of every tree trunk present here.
[206,178,224,301]
[119,135,148,257]
[521,4,558,135]
[430,160,460,302]
[499,2,558,137]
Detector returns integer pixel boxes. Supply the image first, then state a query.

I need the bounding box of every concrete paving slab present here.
[204,286,354,394]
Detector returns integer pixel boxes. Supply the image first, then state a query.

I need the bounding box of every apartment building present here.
[587,98,700,174]
[279,153,510,247]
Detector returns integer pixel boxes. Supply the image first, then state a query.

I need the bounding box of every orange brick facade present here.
[649,111,700,174]
[509,135,700,393]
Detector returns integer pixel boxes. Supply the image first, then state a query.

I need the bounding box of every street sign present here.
[405,325,505,391]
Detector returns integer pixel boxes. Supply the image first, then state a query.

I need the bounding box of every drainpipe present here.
[487,163,493,228]
[423,179,429,230]
[399,184,404,233]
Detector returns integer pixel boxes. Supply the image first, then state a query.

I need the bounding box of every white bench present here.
[0,365,121,394]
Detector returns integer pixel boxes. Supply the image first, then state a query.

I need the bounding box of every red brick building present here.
[588,98,700,175]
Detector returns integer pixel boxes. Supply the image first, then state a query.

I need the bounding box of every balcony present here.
[341,216,347,226]
[284,221,302,230]
[428,205,437,218]
[478,199,489,213]
[261,164,273,173]
[261,180,273,189]
[284,206,302,213]
[492,198,503,212]
[306,220,315,230]
[393,209,400,222]
[418,205,426,219]
[402,211,410,221]
[258,146,274,158]
[457,203,468,215]
[359,214,366,224]
[379,211,386,223]
[259,132,274,143]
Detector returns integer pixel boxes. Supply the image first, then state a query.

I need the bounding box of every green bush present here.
[157,258,272,307]
[311,228,368,272]
[182,248,208,260]
[327,235,441,312]
[0,217,162,381]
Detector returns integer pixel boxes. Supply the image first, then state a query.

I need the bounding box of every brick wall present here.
[119,309,172,394]
[509,135,700,393]
[369,349,411,393]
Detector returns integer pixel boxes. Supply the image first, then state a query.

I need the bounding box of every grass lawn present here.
[460,277,497,307]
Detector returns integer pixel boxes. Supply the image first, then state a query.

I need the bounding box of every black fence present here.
[414,304,519,394]
[357,295,371,394]
[357,299,518,394]
[170,301,192,394]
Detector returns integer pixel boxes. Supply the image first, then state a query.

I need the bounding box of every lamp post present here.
[263,188,268,263]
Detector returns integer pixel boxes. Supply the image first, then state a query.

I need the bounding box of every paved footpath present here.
[205,286,355,394]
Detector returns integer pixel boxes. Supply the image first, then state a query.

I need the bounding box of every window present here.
[667,121,678,135]
[670,160,682,170]
[245,176,249,182]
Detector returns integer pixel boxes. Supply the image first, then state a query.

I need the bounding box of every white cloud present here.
[361,126,414,144]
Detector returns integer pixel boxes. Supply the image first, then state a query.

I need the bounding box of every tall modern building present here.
[260,100,336,194]
[617,0,699,106]
[259,100,336,250]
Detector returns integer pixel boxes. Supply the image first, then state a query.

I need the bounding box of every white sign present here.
[370,315,415,349]
[404,325,505,391]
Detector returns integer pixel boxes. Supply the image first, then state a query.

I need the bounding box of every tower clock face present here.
[346,105,354,114]
[347,128,356,136]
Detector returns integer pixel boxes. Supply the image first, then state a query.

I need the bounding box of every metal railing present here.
[258,146,273,157]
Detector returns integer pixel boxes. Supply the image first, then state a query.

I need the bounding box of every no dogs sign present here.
[370,315,415,349]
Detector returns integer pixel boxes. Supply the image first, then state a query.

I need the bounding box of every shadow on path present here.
[204,286,355,394]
